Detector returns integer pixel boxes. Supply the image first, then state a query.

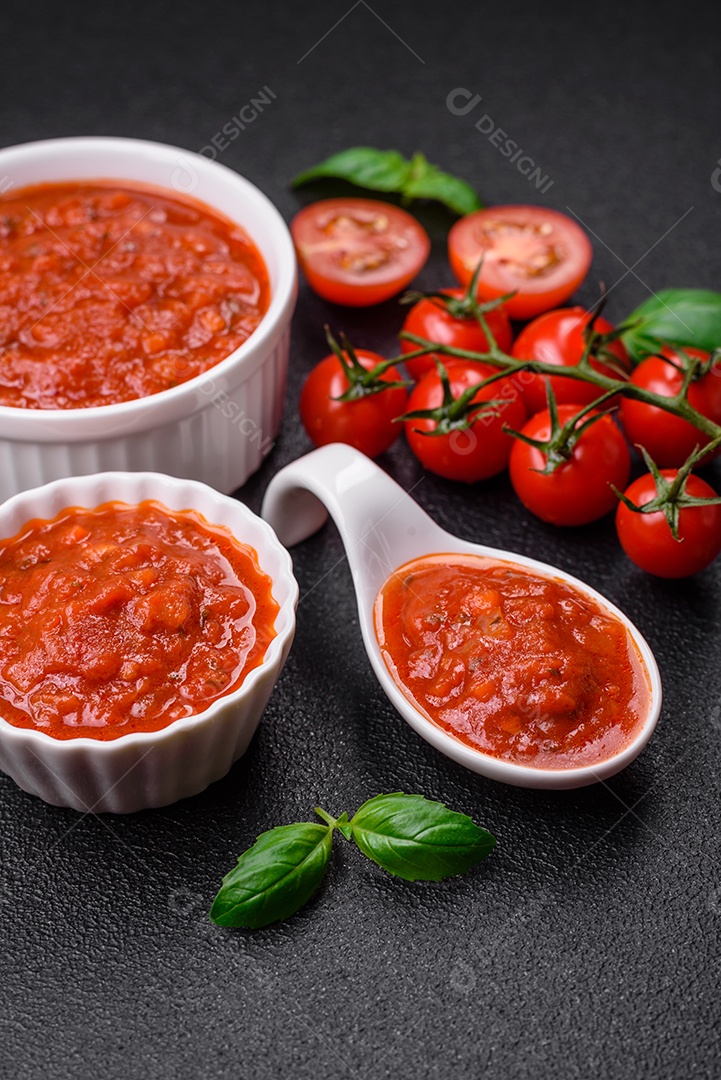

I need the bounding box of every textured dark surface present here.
[1,2,720,1078]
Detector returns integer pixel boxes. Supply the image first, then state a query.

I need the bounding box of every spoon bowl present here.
[262,444,662,789]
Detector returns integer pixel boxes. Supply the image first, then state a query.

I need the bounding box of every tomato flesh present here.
[291,198,430,306]
[511,306,630,414]
[448,206,593,320]
[400,289,513,380]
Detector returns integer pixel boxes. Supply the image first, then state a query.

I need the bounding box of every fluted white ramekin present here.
[0,472,298,813]
[0,137,297,499]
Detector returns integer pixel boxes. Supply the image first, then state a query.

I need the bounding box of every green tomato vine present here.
[399,306,721,454]
[392,289,721,533]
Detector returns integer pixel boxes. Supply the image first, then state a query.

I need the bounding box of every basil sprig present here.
[292,147,482,216]
[622,288,721,363]
[210,793,496,929]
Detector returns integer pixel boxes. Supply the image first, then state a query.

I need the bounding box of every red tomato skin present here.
[620,350,721,467]
[404,361,527,483]
[616,471,721,578]
[509,405,631,526]
[299,350,408,458]
[448,206,593,320]
[400,290,513,380]
[511,307,630,414]
[291,198,430,307]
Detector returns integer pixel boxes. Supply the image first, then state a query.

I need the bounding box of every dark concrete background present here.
[1,1,720,1077]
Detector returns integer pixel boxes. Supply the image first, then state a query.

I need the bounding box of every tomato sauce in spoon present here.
[375,553,650,769]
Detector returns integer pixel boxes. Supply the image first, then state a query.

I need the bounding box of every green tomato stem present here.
[397,333,721,441]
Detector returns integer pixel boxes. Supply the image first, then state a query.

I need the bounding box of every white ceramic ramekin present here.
[0,137,297,499]
[0,472,298,813]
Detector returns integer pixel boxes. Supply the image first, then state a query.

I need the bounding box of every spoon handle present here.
[261,444,439,560]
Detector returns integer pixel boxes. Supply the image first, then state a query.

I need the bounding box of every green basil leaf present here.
[622,289,721,363]
[210,822,332,929]
[292,146,482,215]
[349,793,495,882]
[402,152,482,216]
[292,147,412,193]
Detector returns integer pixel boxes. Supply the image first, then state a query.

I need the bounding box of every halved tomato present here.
[291,198,430,307]
[448,205,593,320]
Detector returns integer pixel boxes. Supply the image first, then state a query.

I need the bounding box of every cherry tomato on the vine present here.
[511,307,631,414]
[448,206,593,320]
[291,198,430,307]
[299,346,408,458]
[402,361,526,483]
[615,471,721,578]
[400,290,513,381]
[508,404,631,526]
[619,348,721,467]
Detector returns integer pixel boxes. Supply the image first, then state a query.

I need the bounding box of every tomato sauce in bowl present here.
[0,500,279,739]
[374,554,650,770]
[0,181,270,408]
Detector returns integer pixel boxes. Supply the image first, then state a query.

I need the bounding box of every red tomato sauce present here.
[0,501,279,739]
[375,554,650,769]
[0,181,270,408]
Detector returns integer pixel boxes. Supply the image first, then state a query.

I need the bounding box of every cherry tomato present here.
[448,205,593,320]
[616,471,721,578]
[511,306,631,414]
[509,404,631,526]
[619,349,721,467]
[290,198,430,307]
[403,361,526,483]
[400,290,513,381]
[299,348,408,457]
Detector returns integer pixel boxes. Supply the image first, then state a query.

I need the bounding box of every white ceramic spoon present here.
[262,443,662,789]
